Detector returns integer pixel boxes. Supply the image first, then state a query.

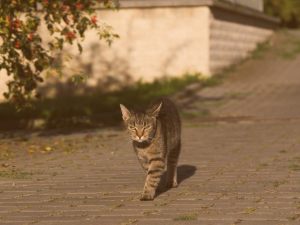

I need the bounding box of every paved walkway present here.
[0,31,300,225]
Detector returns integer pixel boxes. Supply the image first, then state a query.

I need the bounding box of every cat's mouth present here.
[135,139,147,143]
[133,139,152,148]
[133,137,151,143]
[131,135,147,142]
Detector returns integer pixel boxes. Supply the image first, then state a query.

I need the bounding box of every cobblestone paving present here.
[0,31,300,225]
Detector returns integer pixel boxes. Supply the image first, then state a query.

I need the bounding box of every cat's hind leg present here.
[166,143,180,188]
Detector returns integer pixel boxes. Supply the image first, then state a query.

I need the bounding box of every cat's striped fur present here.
[120,98,181,200]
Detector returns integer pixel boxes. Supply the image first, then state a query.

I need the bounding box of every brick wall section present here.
[209,7,274,74]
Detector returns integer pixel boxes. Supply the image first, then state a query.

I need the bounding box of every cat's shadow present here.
[156,164,196,197]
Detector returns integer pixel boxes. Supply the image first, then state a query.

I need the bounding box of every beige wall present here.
[67,7,211,83]
[0,5,276,100]
[0,7,211,100]
[0,71,9,100]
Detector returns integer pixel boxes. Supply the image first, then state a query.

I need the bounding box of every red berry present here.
[13,19,21,29]
[75,2,83,10]
[15,40,21,49]
[91,15,97,25]
[27,33,34,41]
[65,31,76,40]
[61,4,70,12]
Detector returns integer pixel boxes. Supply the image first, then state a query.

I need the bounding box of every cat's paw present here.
[166,182,173,189]
[140,191,155,201]
[166,180,178,189]
[172,180,178,188]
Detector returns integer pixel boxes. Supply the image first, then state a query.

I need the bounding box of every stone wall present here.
[224,0,263,11]
[209,7,275,73]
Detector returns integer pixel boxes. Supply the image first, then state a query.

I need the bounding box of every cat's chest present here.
[136,148,150,163]
[133,139,162,163]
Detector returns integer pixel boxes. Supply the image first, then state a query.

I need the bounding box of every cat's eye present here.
[128,125,135,130]
[144,125,151,129]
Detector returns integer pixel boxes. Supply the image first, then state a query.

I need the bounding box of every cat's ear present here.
[149,102,162,117]
[120,104,131,121]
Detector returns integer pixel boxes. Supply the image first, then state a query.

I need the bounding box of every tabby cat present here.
[120,98,181,200]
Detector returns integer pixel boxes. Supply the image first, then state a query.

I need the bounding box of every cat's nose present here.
[136,129,144,138]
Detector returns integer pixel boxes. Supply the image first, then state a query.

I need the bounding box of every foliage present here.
[0,74,202,130]
[251,41,271,59]
[278,33,300,59]
[0,0,119,108]
[264,0,300,27]
[0,169,32,179]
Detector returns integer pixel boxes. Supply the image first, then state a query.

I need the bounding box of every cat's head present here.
[120,102,162,143]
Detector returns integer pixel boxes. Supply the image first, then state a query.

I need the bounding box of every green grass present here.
[259,163,269,167]
[243,207,257,214]
[294,156,300,161]
[280,39,300,59]
[279,37,300,59]
[180,109,210,119]
[0,149,14,161]
[112,203,124,209]
[121,219,138,225]
[289,163,300,171]
[274,30,300,59]
[272,180,287,188]
[288,156,300,171]
[0,169,32,179]
[173,213,198,221]
[279,149,287,154]
[0,73,224,130]
[287,214,300,221]
[200,75,224,87]
[251,41,271,59]
[142,210,159,216]
[250,30,300,60]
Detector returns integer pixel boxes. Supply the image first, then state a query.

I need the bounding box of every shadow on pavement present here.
[177,164,197,184]
[156,164,197,197]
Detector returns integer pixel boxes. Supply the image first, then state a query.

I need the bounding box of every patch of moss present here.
[251,41,271,59]
[174,213,198,221]
[0,169,32,179]
[289,163,300,171]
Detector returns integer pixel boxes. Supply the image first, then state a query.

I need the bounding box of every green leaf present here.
[0,0,120,107]
[77,43,82,53]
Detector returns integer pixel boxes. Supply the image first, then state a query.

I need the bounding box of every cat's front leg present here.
[137,153,149,172]
[140,158,165,201]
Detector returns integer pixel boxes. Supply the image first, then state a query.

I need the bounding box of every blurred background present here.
[0,0,299,130]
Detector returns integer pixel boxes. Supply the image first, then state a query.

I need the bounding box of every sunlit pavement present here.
[0,31,300,225]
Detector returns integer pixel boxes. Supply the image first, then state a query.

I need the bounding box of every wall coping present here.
[118,0,280,24]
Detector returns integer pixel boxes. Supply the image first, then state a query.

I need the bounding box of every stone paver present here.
[0,31,300,225]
